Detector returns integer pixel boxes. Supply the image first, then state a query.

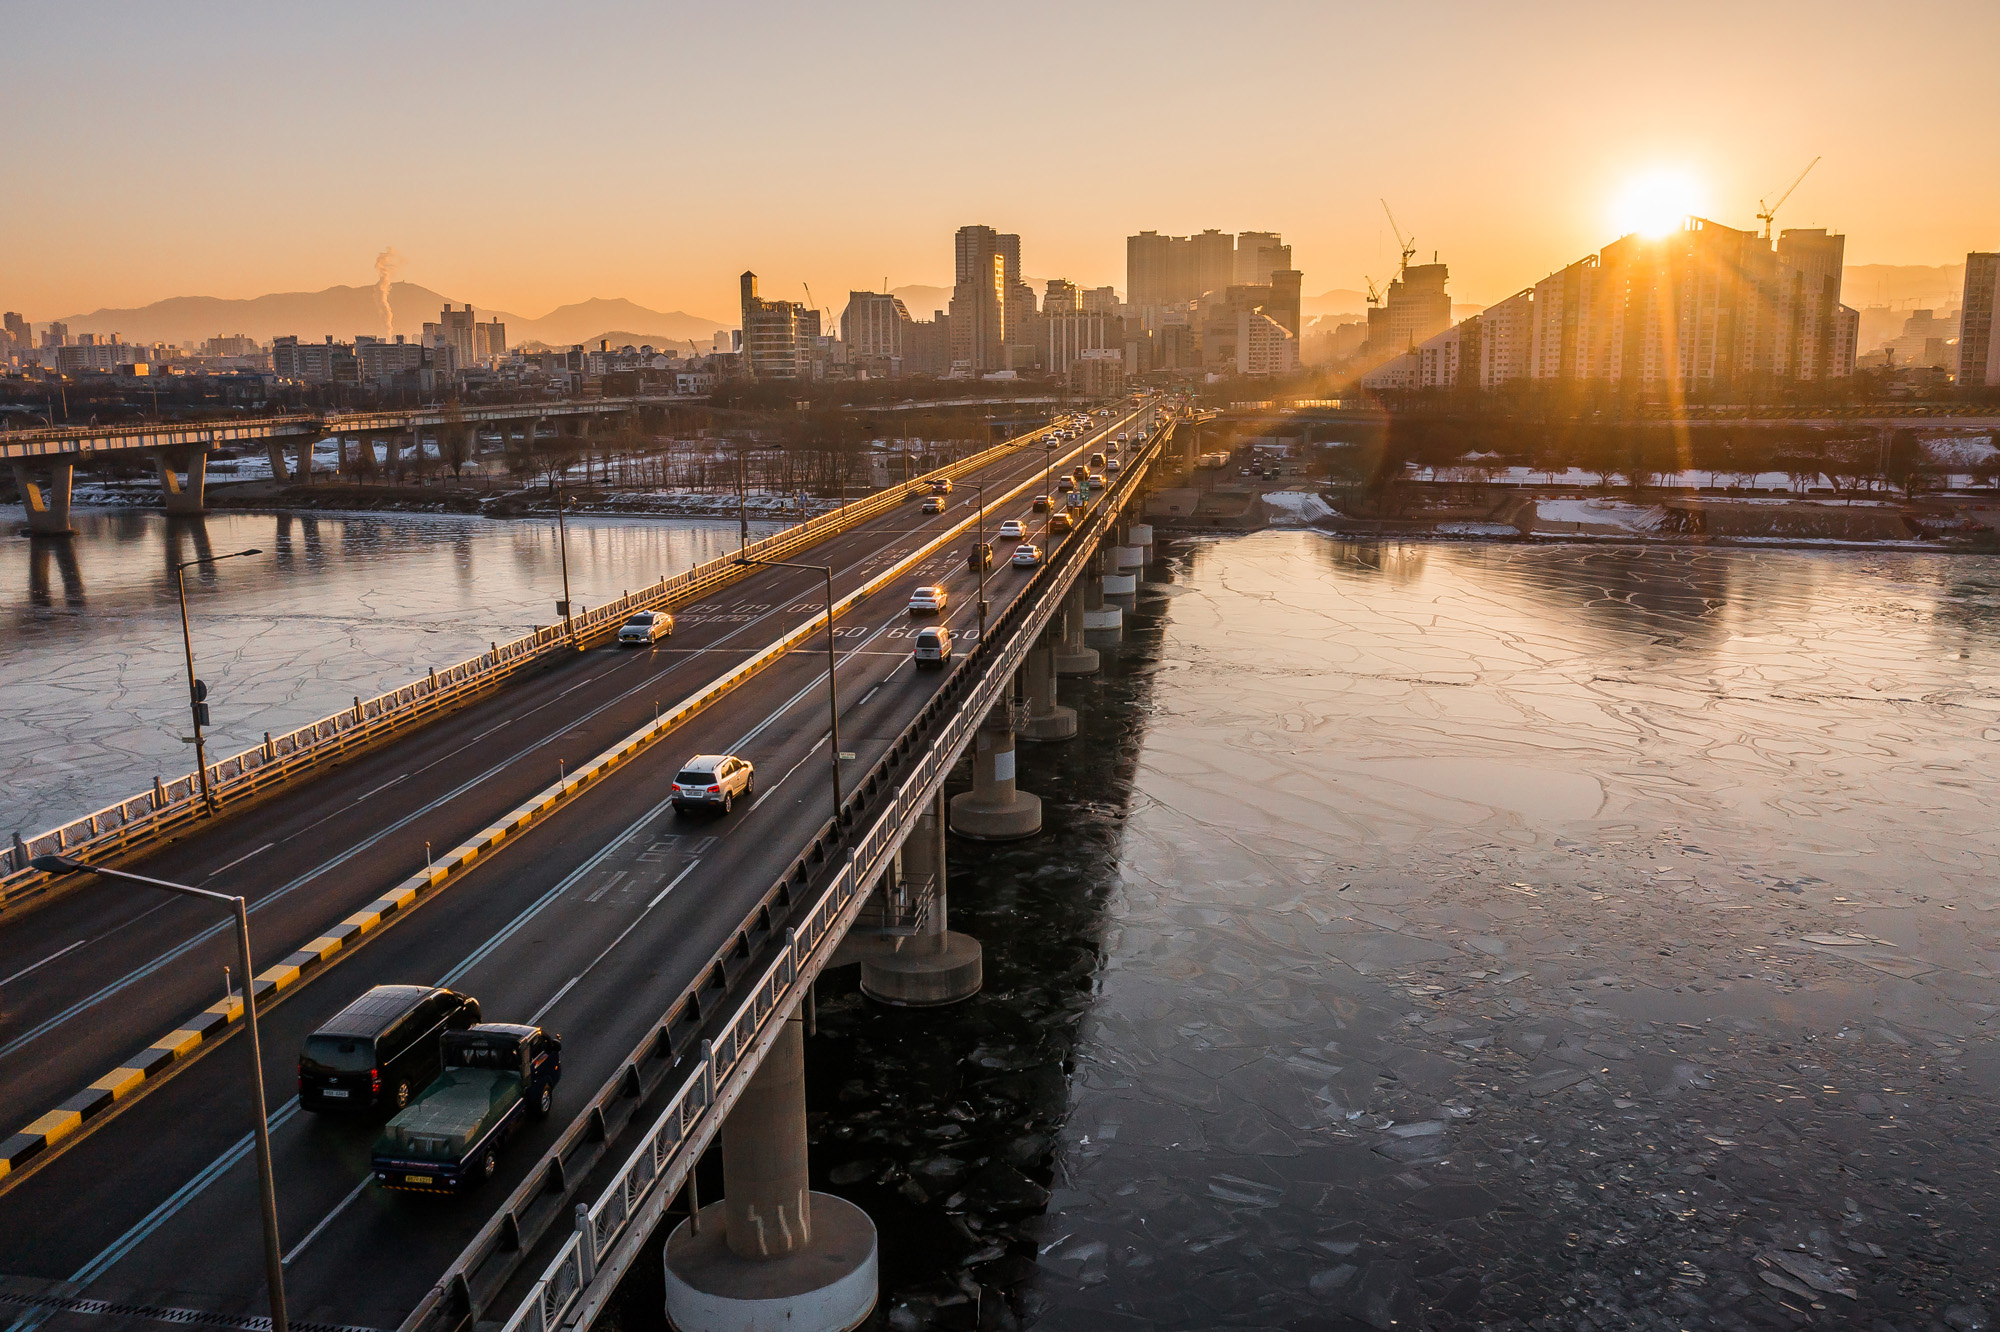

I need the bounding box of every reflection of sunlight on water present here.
[3,507,779,833]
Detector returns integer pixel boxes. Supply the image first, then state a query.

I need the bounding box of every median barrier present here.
[0,413,1152,1188]
[0,425,1062,916]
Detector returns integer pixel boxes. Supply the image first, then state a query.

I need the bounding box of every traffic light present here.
[192,679,211,728]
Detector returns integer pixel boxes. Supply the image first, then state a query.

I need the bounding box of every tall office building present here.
[739,270,808,380]
[427,305,478,370]
[1081,286,1120,315]
[1043,279,1079,315]
[1959,253,2000,388]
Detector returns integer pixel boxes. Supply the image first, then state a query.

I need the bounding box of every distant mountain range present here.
[49,283,725,351]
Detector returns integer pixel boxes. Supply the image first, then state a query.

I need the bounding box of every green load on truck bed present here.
[375,1067,522,1163]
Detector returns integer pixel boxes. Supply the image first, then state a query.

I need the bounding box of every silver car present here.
[913,625,953,667]
[618,611,673,646]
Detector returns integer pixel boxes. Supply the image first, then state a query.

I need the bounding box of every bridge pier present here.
[949,703,1042,840]
[1129,521,1154,550]
[12,458,77,535]
[861,789,982,1005]
[152,449,207,515]
[662,1016,878,1332]
[1054,582,1099,675]
[1019,635,1077,740]
[265,441,289,484]
[1084,548,1123,630]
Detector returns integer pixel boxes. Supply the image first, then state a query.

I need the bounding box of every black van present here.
[299,984,481,1113]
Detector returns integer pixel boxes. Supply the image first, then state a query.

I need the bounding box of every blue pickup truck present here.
[371,1023,561,1194]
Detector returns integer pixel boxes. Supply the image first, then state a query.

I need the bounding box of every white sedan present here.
[997,518,1026,539]
[1011,544,1043,568]
[908,584,948,614]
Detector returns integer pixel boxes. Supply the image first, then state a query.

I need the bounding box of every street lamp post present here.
[971,482,988,646]
[735,557,843,818]
[174,547,262,812]
[552,477,577,649]
[31,855,288,1332]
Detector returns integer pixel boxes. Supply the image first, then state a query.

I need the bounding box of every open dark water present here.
[601,535,2000,1330]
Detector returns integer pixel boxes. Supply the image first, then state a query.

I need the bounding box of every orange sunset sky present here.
[6,0,1996,324]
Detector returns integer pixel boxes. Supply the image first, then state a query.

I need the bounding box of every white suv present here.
[672,754,755,815]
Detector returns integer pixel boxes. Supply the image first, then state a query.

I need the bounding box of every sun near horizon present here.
[1611,167,1708,240]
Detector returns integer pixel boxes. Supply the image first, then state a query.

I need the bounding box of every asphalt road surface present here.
[0,406,1152,1332]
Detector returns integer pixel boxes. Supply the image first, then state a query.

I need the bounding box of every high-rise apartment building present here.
[1385,218,1855,394]
[841,291,912,374]
[1081,286,1121,316]
[1043,280,1079,315]
[1959,253,2000,388]
[1234,232,1293,286]
[1366,263,1452,358]
[950,226,1010,374]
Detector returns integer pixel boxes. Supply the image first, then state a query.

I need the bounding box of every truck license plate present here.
[405,1175,433,1185]
[323,1089,348,1099]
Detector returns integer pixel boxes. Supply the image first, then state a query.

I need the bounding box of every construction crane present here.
[1380,199,1417,276]
[1364,275,1384,307]
[1757,157,1821,241]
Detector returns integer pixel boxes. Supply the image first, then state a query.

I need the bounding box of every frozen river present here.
[727,534,2000,1331]
[3,507,778,836]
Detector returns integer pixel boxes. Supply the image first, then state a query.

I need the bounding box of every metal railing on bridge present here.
[0,421,1062,912]
[394,410,1176,1332]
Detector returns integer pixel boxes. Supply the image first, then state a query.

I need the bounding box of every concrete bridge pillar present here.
[1106,526,1142,587]
[949,702,1042,840]
[12,458,77,535]
[292,439,315,482]
[1019,636,1077,741]
[1053,582,1099,675]
[404,425,422,478]
[862,789,982,1006]
[1086,548,1125,629]
[1129,522,1154,549]
[152,450,207,515]
[662,1016,878,1331]
[265,442,290,484]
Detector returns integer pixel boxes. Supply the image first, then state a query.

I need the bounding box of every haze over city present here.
[6,0,1996,322]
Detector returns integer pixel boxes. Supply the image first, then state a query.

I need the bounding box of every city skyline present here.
[5,1,1996,323]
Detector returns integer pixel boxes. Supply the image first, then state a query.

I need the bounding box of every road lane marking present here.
[0,940,89,989]
[0,422,1144,1248]
[749,737,828,812]
[531,857,700,1028]
[433,796,675,990]
[281,1172,370,1266]
[205,843,275,879]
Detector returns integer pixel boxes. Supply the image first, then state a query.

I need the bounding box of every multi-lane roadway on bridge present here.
[0,405,1153,1332]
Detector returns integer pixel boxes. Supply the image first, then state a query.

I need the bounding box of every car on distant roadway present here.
[921,495,945,514]
[1106,458,1122,474]
[617,610,673,646]
[301,984,482,1114]
[672,753,755,815]
[1048,510,1074,534]
[930,478,953,495]
[1088,473,1106,490]
[1090,453,1106,469]
[967,541,994,571]
[1032,495,1051,513]
[913,625,953,667]
[908,584,948,614]
[1055,477,1074,493]
[997,518,1026,539]
[1011,544,1043,568]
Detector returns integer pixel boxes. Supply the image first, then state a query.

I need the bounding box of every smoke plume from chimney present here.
[373,247,403,336]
